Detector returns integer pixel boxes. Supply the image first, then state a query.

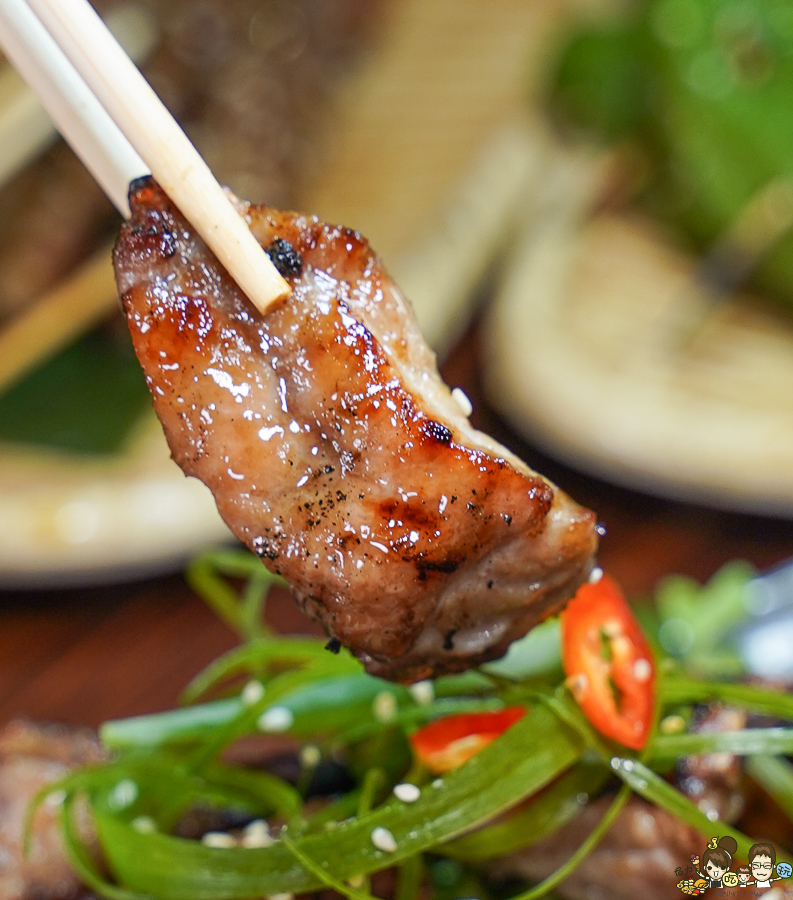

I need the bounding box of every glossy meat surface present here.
[115,178,598,680]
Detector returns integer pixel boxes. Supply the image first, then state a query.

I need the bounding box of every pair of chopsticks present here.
[0,0,291,316]
[0,2,153,392]
[0,2,156,196]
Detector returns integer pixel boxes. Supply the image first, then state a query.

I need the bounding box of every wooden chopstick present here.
[0,247,116,393]
[0,0,147,215]
[1,0,290,314]
[27,0,291,314]
[0,3,158,191]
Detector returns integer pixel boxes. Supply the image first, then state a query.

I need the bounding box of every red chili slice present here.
[561,574,655,750]
[410,707,526,773]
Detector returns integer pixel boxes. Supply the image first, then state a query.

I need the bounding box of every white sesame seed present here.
[131,816,157,834]
[267,894,293,900]
[202,831,238,849]
[371,826,398,853]
[393,783,421,803]
[300,744,321,768]
[241,680,265,706]
[257,706,294,733]
[432,778,443,788]
[633,658,652,682]
[45,790,66,808]
[588,566,604,584]
[408,681,434,705]
[451,387,473,417]
[109,779,138,810]
[241,820,274,848]
[372,691,397,723]
[348,874,365,889]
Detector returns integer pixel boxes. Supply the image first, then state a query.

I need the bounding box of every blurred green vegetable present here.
[550,0,793,306]
[0,325,149,454]
[36,550,793,900]
[653,560,756,675]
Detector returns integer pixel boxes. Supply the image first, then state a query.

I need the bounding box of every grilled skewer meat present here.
[114,178,598,680]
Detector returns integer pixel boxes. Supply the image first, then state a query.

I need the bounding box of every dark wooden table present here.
[2,320,793,733]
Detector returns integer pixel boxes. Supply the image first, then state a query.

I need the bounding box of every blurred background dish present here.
[486,138,793,516]
[486,0,793,518]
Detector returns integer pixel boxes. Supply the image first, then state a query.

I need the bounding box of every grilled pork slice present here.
[496,796,704,900]
[114,177,598,680]
[0,720,104,900]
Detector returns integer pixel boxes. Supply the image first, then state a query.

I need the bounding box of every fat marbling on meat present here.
[114,177,598,680]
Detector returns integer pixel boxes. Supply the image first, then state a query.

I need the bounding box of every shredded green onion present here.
[184,549,284,641]
[280,831,382,900]
[48,549,793,900]
[395,854,424,900]
[440,761,610,861]
[95,706,583,899]
[651,728,793,763]
[663,676,793,720]
[609,758,756,857]
[510,784,632,900]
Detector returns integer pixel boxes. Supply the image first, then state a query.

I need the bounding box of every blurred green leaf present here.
[655,560,755,674]
[551,21,647,139]
[0,326,149,454]
[548,0,793,306]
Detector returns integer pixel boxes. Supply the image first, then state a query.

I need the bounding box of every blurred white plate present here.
[0,415,229,586]
[486,154,793,518]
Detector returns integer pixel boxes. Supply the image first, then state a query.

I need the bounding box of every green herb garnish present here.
[35,553,793,899]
